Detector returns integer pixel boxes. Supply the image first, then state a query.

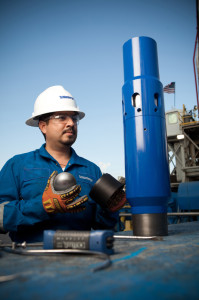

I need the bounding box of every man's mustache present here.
[62,127,76,135]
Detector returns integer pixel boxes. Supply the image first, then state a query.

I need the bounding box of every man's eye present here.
[58,116,66,121]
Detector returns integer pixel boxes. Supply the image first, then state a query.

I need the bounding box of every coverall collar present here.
[38,144,86,168]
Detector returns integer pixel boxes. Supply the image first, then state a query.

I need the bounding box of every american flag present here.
[163,82,175,93]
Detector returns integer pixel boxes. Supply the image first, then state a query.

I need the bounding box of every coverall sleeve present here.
[0,158,49,232]
[93,206,119,230]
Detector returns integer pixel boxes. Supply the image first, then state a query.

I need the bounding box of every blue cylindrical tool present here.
[122,36,171,236]
[43,230,114,255]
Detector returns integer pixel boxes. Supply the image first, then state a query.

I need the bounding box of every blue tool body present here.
[122,37,171,235]
[43,230,114,255]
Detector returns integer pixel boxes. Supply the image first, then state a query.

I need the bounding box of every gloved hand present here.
[107,188,127,212]
[42,171,88,213]
[89,173,127,212]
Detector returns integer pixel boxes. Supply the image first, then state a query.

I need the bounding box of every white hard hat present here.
[26,85,85,127]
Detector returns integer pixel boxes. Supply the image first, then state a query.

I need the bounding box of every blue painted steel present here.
[43,230,114,255]
[122,37,171,214]
[178,181,199,210]
[0,222,199,300]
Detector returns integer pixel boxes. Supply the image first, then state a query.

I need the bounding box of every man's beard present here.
[61,138,76,147]
[61,127,77,147]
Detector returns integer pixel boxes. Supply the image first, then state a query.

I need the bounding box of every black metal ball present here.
[53,172,76,191]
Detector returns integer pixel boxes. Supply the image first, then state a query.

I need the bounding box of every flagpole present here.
[174,83,176,107]
[163,82,176,108]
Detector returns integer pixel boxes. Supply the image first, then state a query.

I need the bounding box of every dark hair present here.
[38,113,53,140]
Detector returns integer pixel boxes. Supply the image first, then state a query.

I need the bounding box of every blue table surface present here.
[0,221,199,300]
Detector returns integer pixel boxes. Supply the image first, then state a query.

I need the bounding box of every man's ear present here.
[38,121,47,135]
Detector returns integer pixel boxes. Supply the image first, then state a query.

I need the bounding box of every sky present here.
[0,0,197,179]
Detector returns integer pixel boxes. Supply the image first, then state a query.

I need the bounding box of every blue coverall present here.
[0,144,118,242]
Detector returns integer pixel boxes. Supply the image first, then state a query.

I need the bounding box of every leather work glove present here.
[107,188,127,212]
[42,171,88,213]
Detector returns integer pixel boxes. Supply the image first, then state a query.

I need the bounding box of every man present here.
[0,85,118,242]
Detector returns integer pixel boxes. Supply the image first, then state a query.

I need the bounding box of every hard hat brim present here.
[25,110,85,127]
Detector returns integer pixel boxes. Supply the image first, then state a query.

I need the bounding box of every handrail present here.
[177,111,199,126]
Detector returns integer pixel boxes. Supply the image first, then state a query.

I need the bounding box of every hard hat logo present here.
[25,85,85,127]
[59,96,74,99]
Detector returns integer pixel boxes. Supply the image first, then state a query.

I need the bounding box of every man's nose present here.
[65,115,75,126]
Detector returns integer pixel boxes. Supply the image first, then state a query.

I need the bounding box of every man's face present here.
[39,111,78,148]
